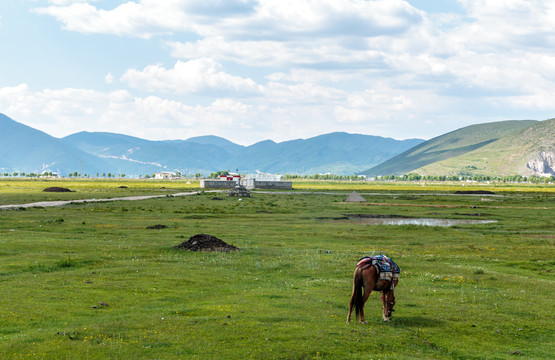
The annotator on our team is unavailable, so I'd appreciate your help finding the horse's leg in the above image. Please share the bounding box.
[359,286,372,324]
[381,289,391,321]
[387,279,398,319]
[359,267,375,324]
[346,299,353,324]
[378,278,396,322]
[346,268,360,324]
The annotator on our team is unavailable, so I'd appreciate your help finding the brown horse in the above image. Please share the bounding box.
[346,265,398,323]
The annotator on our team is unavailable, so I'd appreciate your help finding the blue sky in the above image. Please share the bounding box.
[1,0,554,145]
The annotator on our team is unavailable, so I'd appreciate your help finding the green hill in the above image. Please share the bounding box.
[416,118,555,176]
[361,120,540,177]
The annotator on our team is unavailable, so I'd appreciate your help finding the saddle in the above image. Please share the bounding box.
[357,255,400,283]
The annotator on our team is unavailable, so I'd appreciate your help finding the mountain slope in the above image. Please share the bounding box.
[230,132,424,174]
[62,130,424,175]
[0,114,113,175]
[361,120,539,176]
[182,135,245,156]
[415,118,555,176]
[62,132,235,174]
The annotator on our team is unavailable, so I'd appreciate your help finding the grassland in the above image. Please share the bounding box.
[1,179,553,359]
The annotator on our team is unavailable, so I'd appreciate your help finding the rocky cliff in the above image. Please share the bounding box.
[526,151,555,176]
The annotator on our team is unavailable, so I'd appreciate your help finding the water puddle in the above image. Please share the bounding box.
[337,215,497,227]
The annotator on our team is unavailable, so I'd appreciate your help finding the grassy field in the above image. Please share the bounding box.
[1,179,553,359]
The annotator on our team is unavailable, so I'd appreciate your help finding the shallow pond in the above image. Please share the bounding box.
[342,216,497,227]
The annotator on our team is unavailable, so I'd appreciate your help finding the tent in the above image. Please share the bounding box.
[345,191,366,202]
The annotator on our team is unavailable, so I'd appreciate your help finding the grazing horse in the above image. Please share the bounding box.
[347,256,399,323]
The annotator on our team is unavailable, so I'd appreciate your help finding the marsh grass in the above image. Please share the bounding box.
[0,179,553,359]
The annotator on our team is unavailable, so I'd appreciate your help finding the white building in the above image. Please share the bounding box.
[154,172,179,179]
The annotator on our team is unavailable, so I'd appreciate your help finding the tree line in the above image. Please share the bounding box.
[283,174,366,181]
[3,171,554,183]
[282,173,554,183]
[377,173,555,183]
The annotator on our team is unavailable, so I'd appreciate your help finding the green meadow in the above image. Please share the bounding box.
[0,179,553,359]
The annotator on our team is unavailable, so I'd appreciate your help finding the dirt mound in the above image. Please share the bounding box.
[455,190,496,195]
[146,224,167,229]
[174,234,239,252]
[43,187,72,192]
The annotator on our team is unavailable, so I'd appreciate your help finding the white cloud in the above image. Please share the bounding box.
[33,2,174,38]
[48,0,96,5]
[120,58,260,95]
[104,73,114,84]
[262,81,346,105]
[15,0,555,145]
[0,83,418,144]
[34,0,423,39]
[0,84,293,143]
[33,0,254,38]
[167,36,387,69]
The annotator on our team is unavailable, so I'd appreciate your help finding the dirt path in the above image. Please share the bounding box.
[0,191,208,210]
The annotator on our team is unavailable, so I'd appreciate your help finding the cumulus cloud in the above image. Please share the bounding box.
[47,0,94,5]
[0,84,254,141]
[18,0,555,144]
[33,0,256,38]
[120,58,260,95]
[166,36,387,68]
[34,0,422,38]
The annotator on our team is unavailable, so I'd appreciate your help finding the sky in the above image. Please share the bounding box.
[1,0,554,145]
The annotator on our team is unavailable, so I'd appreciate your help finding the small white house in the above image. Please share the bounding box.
[154,172,178,179]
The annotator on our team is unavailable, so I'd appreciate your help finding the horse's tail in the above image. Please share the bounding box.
[353,267,365,321]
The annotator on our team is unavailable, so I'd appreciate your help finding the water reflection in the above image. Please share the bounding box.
[347,217,497,227]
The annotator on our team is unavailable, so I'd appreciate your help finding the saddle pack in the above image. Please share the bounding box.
[356,254,400,282]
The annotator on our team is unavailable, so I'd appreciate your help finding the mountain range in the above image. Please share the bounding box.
[0,113,423,176]
[2,113,553,177]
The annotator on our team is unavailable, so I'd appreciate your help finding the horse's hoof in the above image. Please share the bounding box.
[361,321,368,325]
[383,318,390,322]
[346,321,350,324]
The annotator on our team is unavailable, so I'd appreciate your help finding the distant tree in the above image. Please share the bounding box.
[209,170,229,179]
[406,173,422,181]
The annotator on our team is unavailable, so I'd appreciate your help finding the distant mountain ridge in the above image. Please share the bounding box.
[0,113,113,175]
[0,113,423,176]
[361,119,555,177]
[5,112,551,178]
